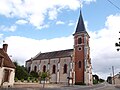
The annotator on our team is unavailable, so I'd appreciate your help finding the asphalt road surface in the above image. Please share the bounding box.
[0,82,120,90]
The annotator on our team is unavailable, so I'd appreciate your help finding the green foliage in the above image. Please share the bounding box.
[35,78,39,82]
[31,78,35,82]
[30,71,39,78]
[93,74,99,84]
[93,79,98,84]
[93,74,99,81]
[14,77,18,82]
[99,78,105,83]
[27,77,30,82]
[21,78,24,82]
[39,72,50,80]
[39,72,48,80]
[14,61,29,80]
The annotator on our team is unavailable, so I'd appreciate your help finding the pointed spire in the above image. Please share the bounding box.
[74,10,86,35]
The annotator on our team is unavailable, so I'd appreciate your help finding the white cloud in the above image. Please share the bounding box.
[56,21,65,25]
[37,24,49,29]
[16,19,28,25]
[68,20,75,26]
[0,0,95,29]
[2,14,120,79]
[4,35,73,65]
[0,34,3,38]
[0,25,17,32]
[68,22,74,26]
[48,8,58,20]
[89,14,120,79]
[83,0,96,4]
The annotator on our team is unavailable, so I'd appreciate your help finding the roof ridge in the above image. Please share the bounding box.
[40,49,73,54]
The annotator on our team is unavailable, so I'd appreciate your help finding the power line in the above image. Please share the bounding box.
[107,0,120,11]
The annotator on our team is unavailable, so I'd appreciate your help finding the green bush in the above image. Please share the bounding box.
[35,78,39,82]
[99,78,105,83]
[32,78,35,82]
[14,62,29,80]
[93,79,98,84]
[30,71,39,78]
[15,77,18,82]
[21,78,24,82]
[27,77,31,82]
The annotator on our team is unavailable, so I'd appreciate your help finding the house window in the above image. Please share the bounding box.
[34,66,37,72]
[63,64,67,74]
[78,61,81,68]
[78,37,82,44]
[4,69,10,82]
[52,65,56,74]
[43,65,46,72]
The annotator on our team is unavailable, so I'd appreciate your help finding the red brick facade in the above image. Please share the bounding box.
[74,33,85,84]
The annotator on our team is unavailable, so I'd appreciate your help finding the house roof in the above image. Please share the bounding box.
[32,49,73,60]
[0,49,16,68]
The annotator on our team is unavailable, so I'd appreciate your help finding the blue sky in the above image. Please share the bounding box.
[0,0,120,79]
[1,0,119,40]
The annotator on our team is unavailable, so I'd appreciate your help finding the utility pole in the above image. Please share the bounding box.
[112,66,115,84]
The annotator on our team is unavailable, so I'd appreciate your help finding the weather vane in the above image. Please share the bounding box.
[79,0,82,9]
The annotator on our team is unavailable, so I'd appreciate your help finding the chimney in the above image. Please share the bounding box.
[3,44,8,52]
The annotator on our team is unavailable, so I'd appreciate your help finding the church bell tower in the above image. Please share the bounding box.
[73,10,92,85]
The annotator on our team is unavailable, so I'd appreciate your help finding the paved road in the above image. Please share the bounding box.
[0,82,120,90]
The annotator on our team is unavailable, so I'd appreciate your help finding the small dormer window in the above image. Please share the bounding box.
[78,37,82,44]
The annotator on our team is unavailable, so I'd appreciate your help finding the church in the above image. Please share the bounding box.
[26,10,93,85]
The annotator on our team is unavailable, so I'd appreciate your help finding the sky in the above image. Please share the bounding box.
[0,0,120,79]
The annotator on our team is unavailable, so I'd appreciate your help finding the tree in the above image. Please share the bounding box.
[107,76,112,84]
[99,78,105,83]
[30,71,39,78]
[14,61,29,80]
[93,74,99,84]
[39,71,51,88]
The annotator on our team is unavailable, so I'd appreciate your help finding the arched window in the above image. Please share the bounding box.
[78,37,82,44]
[28,67,31,73]
[52,65,56,74]
[78,61,81,68]
[34,66,37,72]
[43,65,46,72]
[63,64,67,73]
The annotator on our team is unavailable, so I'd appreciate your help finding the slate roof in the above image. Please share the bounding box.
[32,49,73,60]
[74,10,87,34]
[0,48,16,68]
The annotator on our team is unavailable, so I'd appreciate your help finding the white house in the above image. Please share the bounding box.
[0,44,16,87]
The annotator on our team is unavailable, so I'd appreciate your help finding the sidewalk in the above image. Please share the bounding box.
[14,82,64,88]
